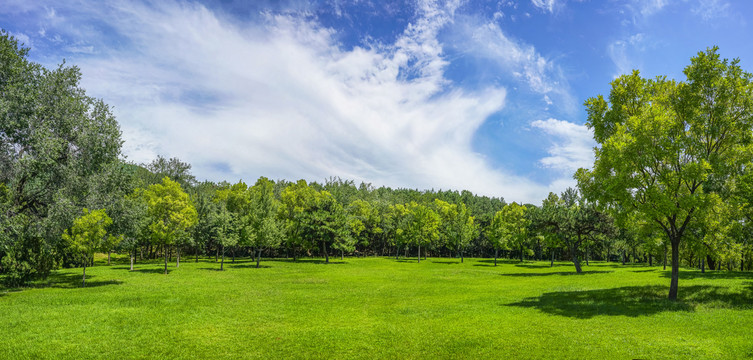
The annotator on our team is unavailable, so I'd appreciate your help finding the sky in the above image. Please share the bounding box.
[2,0,753,204]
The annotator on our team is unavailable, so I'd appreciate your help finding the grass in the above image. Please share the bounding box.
[1,256,753,359]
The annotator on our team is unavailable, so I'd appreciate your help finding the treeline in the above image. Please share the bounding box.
[3,31,753,290]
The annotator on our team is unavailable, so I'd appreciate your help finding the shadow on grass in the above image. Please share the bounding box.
[31,272,123,289]
[230,264,272,269]
[264,258,347,265]
[500,270,612,277]
[659,270,753,280]
[431,260,463,265]
[507,284,753,319]
[514,263,573,269]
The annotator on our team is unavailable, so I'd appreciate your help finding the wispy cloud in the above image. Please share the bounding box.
[530,118,595,175]
[691,0,730,21]
[531,0,559,13]
[1,0,582,203]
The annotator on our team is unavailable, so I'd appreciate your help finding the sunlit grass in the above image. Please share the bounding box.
[1,256,752,359]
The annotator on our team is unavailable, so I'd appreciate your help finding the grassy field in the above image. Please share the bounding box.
[1,256,752,359]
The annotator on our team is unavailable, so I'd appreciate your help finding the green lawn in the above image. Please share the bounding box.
[1,256,752,359]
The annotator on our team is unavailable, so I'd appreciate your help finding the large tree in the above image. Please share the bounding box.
[576,47,753,299]
[0,31,123,285]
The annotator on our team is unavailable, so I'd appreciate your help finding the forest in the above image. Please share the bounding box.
[2,27,753,306]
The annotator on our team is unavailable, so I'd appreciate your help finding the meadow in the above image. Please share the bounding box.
[1,256,752,359]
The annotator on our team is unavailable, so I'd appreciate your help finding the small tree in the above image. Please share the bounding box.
[62,209,112,287]
[142,177,198,274]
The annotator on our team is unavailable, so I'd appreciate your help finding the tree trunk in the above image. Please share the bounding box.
[215,246,219,262]
[663,247,667,270]
[256,248,261,268]
[461,249,464,263]
[622,250,626,265]
[520,244,524,262]
[221,246,225,271]
[668,239,680,300]
[707,255,716,270]
[176,247,180,268]
[494,248,498,266]
[649,253,653,267]
[232,247,235,263]
[396,246,400,260]
[323,241,329,263]
[107,250,111,266]
[341,249,344,260]
[571,246,582,273]
[82,262,87,287]
[417,243,421,263]
[585,246,589,266]
[195,246,199,263]
[130,249,135,271]
[164,246,168,275]
[701,257,705,273]
[550,249,554,267]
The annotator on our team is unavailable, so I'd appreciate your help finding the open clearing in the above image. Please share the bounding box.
[1,257,752,359]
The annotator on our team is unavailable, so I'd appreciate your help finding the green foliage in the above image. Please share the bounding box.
[577,47,753,298]
[62,209,112,263]
[0,30,124,284]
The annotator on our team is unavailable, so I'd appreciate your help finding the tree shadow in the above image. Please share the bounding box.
[230,264,272,269]
[199,267,225,271]
[126,267,172,274]
[500,270,613,277]
[264,258,346,265]
[514,263,573,269]
[659,271,753,280]
[507,284,753,319]
[431,260,462,265]
[476,259,521,265]
[29,272,123,289]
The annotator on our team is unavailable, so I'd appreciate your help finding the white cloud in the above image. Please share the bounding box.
[531,0,558,13]
[4,0,581,204]
[691,0,730,21]
[530,118,595,174]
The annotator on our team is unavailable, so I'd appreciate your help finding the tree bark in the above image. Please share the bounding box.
[494,248,498,266]
[221,245,225,271]
[215,246,219,262]
[341,249,344,260]
[256,248,261,268]
[663,247,667,270]
[130,249,135,271]
[176,247,180,268]
[701,257,705,273]
[417,243,421,263]
[82,262,86,287]
[585,246,589,266]
[323,241,329,263]
[550,249,554,267]
[668,239,680,300]
[461,249,464,263]
[107,250,111,266]
[570,246,582,273]
[520,244,524,262]
[232,247,235,263]
[649,253,653,267]
[164,246,168,275]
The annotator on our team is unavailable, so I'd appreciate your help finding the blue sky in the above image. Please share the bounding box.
[2,0,752,203]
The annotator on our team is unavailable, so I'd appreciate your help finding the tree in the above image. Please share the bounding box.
[435,200,477,262]
[532,190,614,273]
[142,177,198,274]
[61,209,112,286]
[398,202,440,263]
[245,177,284,268]
[497,202,529,262]
[0,31,123,284]
[577,47,753,299]
[486,211,508,266]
